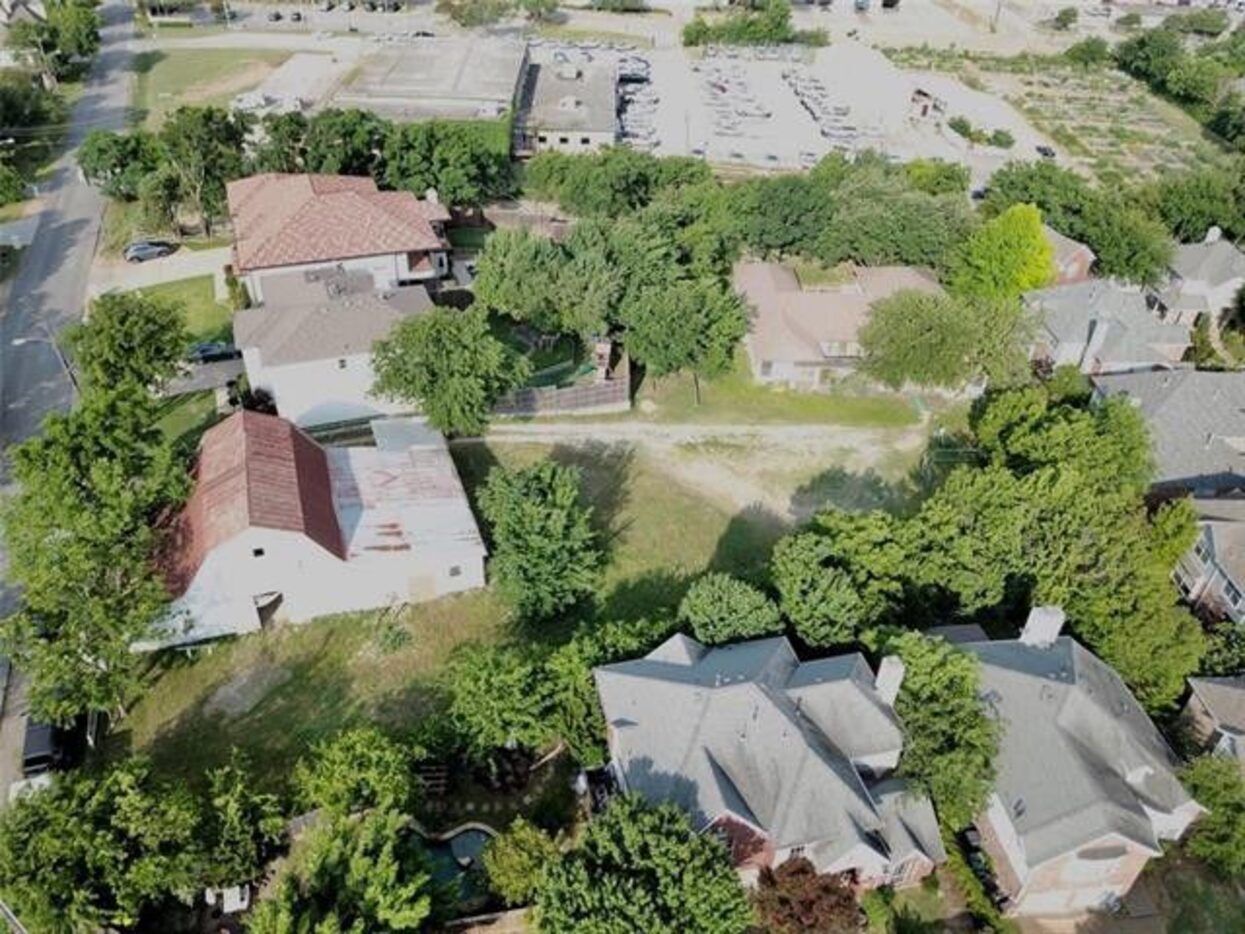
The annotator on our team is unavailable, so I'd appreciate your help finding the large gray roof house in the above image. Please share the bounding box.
[594,634,946,887]
[1026,280,1189,376]
[946,609,1202,918]
[1092,369,1245,494]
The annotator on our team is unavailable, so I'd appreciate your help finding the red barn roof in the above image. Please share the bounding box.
[226,173,450,272]
[160,411,345,595]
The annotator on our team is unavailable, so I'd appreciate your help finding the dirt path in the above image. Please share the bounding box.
[482,419,930,521]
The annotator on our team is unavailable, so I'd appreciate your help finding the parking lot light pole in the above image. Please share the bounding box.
[11,331,79,398]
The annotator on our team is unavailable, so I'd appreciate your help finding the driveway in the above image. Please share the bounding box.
[90,245,232,297]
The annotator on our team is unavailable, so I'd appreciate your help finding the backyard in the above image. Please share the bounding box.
[111,439,791,793]
[128,273,232,343]
[883,48,1230,185]
[131,47,292,127]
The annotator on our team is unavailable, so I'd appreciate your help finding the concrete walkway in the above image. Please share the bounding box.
[89,245,231,297]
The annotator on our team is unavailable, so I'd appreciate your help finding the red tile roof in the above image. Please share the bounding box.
[226,173,451,272]
[160,411,345,595]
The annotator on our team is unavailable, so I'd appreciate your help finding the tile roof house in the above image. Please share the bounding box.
[225,173,451,303]
[1154,234,1245,327]
[233,268,434,428]
[1173,496,1245,624]
[733,261,943,388]
[594,634,946,888]
[142,412,485,651]
[950,608,1203,918]
[1026,280,1190,375]
[1181,676,1245,772]
[1091,370,1245,494]
[1042,225,1095,285]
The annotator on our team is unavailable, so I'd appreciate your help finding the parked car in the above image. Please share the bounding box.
[122,240,176,263]
[187,341,241,364]
[21,721,64,778]
[266,9,282,19]
[290,9,303,20]
[1036,144,1056,160]
[318,0,334,9]
[413,28,434,36]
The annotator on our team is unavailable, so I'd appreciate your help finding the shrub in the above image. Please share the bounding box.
[988,128,1015,148]
[0,163,26,205]
[483,817,560,906]
[677,573,783,645]
[1053,6,1077,30]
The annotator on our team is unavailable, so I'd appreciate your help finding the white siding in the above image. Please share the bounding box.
[245,349,410,428]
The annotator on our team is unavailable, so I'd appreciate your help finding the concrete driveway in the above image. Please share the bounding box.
[90,245,232,297]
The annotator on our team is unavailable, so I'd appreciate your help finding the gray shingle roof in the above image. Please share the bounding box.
[959,635,1196,868]
[1026,280,1189,369]
[233,268,434,367]
[1192,496,1245,591]
[1171,240,1245,285]
[594,635,945,870]
[1188,675,1245,737]
[1092,370,1245,491]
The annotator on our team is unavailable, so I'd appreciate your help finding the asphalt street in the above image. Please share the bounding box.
[0,0,134,797]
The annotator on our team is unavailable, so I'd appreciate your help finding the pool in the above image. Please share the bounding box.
[423,824,496,904]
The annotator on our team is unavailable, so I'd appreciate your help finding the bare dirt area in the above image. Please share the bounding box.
[485,420,930,522]
[203,663,292,718]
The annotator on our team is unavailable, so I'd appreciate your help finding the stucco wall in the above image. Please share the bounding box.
[245,349,411,428]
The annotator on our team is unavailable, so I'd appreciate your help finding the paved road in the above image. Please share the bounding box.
[0,0,135,802]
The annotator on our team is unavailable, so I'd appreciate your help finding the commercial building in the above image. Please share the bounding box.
[514,62,617,155]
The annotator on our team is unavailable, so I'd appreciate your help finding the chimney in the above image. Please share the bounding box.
[875,655,905,707]
[1204,225,1223,244]
[1020,606,1065,649]
[424,187,439,204]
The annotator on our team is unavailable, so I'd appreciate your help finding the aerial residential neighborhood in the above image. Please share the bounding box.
[1,0,1245,931]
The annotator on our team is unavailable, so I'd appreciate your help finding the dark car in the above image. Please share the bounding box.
[413,28,434,36]
[290,9,303,20]
[187,341,241,364]
[122,240,176,263]
[384,1,402,10]
[1036,144,1056,160]
[21,720,64,778]
[266,9,282,20]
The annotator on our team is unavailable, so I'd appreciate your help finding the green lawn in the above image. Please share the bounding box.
[114,440,786,792]
[129,275,232,343]
[633,354,921,427]
[132,48,292,127]
[446,226,491,250]
[156,391,219,449]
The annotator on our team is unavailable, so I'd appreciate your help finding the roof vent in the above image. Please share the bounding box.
[1020,605,1065,649]
[557,64,581,81]
[558,94,582,112]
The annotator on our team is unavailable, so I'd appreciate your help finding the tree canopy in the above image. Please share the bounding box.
[478,460,602,620]
[69,290,188,390]
[292,726,423,816]
[0,758,202,931]
[445,642,554,759]
[204,751,286,888]
[483,817,560,907]
[372,307,531,436]
[947,203,1053,300]
[752,859,860,934]
[534,794,754,934]
[677,573,783,645]
[1180,755,1245,880]
[248,809,442,933]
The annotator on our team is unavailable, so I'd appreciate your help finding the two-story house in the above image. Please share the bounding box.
[1154,233,1245,327]
[942,609,1203,918]
[1173,497,1245,624]
[225,173,450,303]
[594,634,946,888]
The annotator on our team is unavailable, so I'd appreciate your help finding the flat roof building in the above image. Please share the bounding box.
[329,38,528,122]
[515,62,617,156]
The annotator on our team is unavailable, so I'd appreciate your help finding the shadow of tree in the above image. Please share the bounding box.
[707,503,787,586]
[596,568,695,623]
[788,466,914,520]
[549,441,635,565]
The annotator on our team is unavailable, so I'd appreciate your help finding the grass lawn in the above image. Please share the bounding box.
[114,439,786,792]
[132,48,292,127]
[632,354,921,428]
[129,275,232,343]
[156,391,219,449]
[787,256,855,289]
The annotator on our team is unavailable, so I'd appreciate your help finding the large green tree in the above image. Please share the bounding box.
[1180,755,1245,879]
[382,118,512,207]
[77,129,163,201]
[483,817,560,907]
[445,642,553,759]
[860,291,1032,389]
[159,106,251,235]
[204,750,286,888]
[472,228,569,335]
[948,203,1053,300]
[372,307,531,436]
[8,0,100,83]
[302,107,390,178]
[534,794,754,934]
[293,727,423,817]
[0,758,202,931]
[0,387,188,722]
[478,460,601,619]
[677,573,783,645]
[248,809,442,933]
[69,290,188,390]
[872,630,998,830]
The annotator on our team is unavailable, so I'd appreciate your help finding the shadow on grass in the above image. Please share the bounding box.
[707,503,786,586]
[596,567,695,623]
[549,441,634,566]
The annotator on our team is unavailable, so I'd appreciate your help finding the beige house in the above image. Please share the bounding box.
[1181,676,1245,771]
[733,261,943,387]
[943,609,1203,918]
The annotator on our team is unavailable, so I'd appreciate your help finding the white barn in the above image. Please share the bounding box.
[142,412,485,651]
